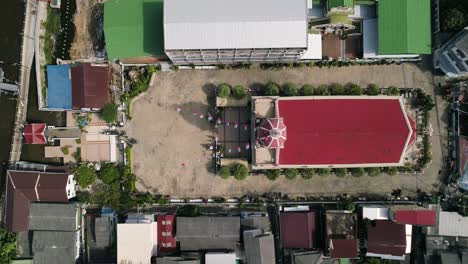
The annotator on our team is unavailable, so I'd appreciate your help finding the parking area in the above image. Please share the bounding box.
[126,63,447,197]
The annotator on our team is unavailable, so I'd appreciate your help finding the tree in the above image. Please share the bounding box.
[334,168,347,177]
[413,90,435,112]
[231,163,249,180]
[98,163,120,184]
[284,169,298,180]
[317,168,331,176]
[265,170,280,181]
[177,205,202,217]
[219,165,231,179]
[386,167,399,176]
[300,84,314,96]
[300,168,315,179]
[281,83,299,96]
[346,83,363,95]
[136,192,154,205]
[350,167,365,177]
[0,227,16,264]
[330,83,345,95]
[263,82,280,96]
[387,86,400,96]
[101,102,118,124]
[89,182,121,209]
[442,9,466,31]
[366,84,380,95]
[74,164,97,188]
[365,167,381,177]
[218,83,231,98]
[232,85,247,99]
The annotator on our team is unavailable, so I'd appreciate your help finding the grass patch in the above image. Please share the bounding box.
[43,7,61,64]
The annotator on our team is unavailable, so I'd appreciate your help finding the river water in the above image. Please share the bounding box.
[0,0,24,172]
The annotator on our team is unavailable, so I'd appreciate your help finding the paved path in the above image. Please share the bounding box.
[8,0,37,166]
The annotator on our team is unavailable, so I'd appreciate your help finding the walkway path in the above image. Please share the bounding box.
[8,0,37,166]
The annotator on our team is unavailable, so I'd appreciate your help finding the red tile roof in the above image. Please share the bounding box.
[394,210,436,226]
[157,215,177,252]
[330,239,359,259]
[280,212,320,249]
[5,170,70,232]
[23,123,46,144]
[71,63,110,110]
[278,98,413,165]
[367,220,406,257]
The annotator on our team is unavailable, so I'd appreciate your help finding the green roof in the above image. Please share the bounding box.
[329,12,352,25]
[328,0,354,9]
[377,0,431,55]
[104,0,165,60]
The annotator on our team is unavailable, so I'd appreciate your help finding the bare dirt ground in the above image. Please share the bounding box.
[70,0,102,60]
[126,63,448,197]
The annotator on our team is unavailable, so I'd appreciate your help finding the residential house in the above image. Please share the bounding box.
[243,229,276,264]
[87,208,117,263]
[157,214,177,253]
[434,27,468,77]
[176,217,240,251]
[366,220,411,260]
[290,251,338,264]
[28,203,81,264]
[45,63,110,111]
[325,211,358,259]
[4,170,76,232]
[117,216,158,264]
[280,211,321,249]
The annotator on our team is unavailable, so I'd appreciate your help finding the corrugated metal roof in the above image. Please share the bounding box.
[71,63,110,110]
[164,0,308,50]
[394,210,436,226]
[438,212,468,237]
[377,0,431,55]
[28,203,78,231]
[367,220,406,257]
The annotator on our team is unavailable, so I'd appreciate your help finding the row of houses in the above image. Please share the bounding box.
[4,169,80,264]
[103,0,432,65]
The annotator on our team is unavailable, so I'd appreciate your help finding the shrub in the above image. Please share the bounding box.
[231,85,247,99]
[170,65,179,71]
[300,168,315,179]
[284,169,299,180]
[231,163,249,180]
[61,145,70,155]
[346,83,363,95]
[300,84,314,96]
[219,166,231,179]
[317,168,331,177]
[350,168,365,177]
[315,85,328,95]
[74,165,97,188]
[330,83,345,95]
[386,167,399,176]
[177,205,202,217]
[265,170,280,181]
[334,168,348,177]
[366,84,380,95]
[0,227,17,264]
[442,8,466,31]
[98,163,120,184]
[387,86,400,96]
[281,83,299,96]
[101,102,118,124]
[263,82,280,96]
[365,167,381,177]
[218,83,231,98]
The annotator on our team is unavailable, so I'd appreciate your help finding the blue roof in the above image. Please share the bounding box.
[46,65,72,110]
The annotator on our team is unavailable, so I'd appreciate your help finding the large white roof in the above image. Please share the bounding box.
[438,212,468,237]
[117,223,158,264]
[362,206,389,220]
[164,0,308,50]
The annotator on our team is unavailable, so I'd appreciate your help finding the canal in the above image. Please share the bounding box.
[0,0,24,178]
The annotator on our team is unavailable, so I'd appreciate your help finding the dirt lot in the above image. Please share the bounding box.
[126,63,447,197]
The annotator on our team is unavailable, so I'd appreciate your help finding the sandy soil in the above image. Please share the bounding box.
[127,63,447,197]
